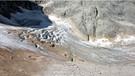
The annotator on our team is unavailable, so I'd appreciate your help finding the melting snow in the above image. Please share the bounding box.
[88,38,113,47]
[0,24,36,51]
[114,35,135,45]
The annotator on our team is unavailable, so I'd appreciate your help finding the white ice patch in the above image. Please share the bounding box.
[82,35,135,48]
[82,38,113,48]
[48,15,72,29]
[114,35,135,45]
[48,15,72,43]
[89,38,113,47]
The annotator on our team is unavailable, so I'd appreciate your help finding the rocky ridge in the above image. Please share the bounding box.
[43,1,135,41]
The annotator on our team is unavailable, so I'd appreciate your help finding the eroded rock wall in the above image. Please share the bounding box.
[43,1,135,40]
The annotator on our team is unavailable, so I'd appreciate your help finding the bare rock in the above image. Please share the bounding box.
[43,1,135,40]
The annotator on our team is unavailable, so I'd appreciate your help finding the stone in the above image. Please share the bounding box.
[43,1,135,40]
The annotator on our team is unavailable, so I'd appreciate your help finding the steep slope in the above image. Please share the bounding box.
[0,1,135,76]
[42,1,135,65]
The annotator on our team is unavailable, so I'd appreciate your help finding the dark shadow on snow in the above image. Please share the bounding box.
[0,1,52,28]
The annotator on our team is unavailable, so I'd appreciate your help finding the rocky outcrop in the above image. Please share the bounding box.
[43,1,135,40]
[0,1,124,39]
[0,1,42,19]
[0,1,52,27]
[1,1,135,40]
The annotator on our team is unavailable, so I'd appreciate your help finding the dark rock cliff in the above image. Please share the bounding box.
[0,1,52,28]
[0,1,42,19]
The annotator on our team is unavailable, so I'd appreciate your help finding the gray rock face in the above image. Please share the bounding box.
[43,1,135,40]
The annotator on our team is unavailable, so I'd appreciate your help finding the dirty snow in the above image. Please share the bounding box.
[0,24,37,51]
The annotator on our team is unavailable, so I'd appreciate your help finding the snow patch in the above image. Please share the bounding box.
[0,26,36,51]
[81,38,113,48]
[114,35,135,45]
[82,35,135,49]
[88,38,113,47]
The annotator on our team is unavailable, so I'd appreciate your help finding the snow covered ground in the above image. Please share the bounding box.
[0,24,36,51]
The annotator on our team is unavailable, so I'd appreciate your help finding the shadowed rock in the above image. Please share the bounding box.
[0,1,52,28]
